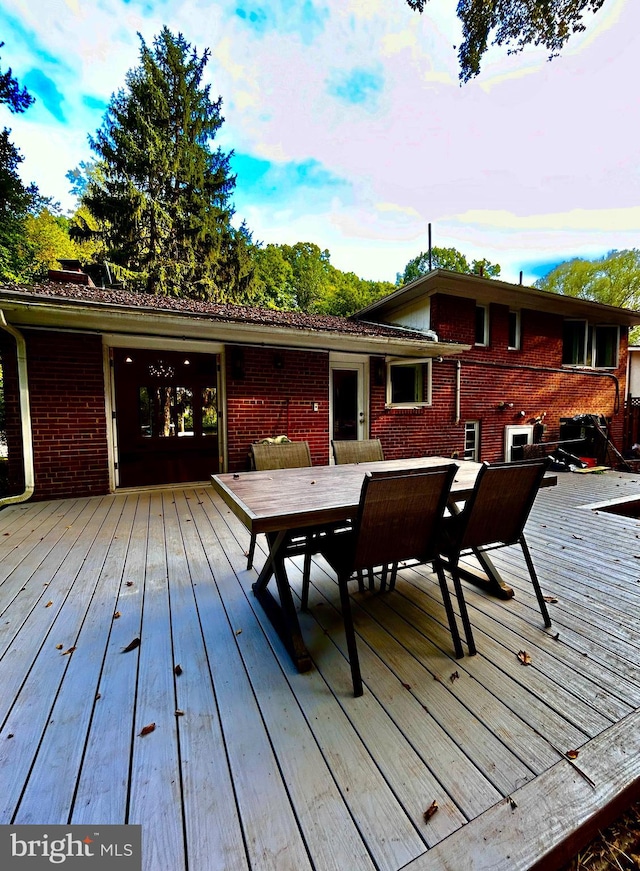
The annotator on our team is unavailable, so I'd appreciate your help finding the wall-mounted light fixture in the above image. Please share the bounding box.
[496,401,514,410]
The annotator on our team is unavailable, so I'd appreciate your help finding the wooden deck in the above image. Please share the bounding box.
[1,470,640,870]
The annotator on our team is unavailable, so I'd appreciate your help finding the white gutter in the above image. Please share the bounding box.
[0,311,34,505]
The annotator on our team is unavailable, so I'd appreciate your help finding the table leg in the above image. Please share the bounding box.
[454,551,514,600]
[252,531,312,672]
[446,500,514,600]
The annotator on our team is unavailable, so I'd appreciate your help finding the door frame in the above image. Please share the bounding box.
[504,424,534,462]
[329,353,370,459]
[103,334,224,488]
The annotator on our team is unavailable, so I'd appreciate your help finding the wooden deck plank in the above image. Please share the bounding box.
[14,495,132,823]
[183,490,315,871]
[0,496,123,823]
[165,491,250,871]
[127,492,186,871]
[0,498,101,649]
[72,493,151,824]
[404,709,640,871]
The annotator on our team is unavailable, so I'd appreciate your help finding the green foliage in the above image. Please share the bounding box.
[0,128,38,282]
[24,209,81,276]
[397,246,501,285]
[82,27,254,301]
[404,0,606,82]
[279,242,331,311]
[249,241,394,315]
[536,250,640,343]
[535,250,640,310]
[0,41,34,113]
[252,244,296,309]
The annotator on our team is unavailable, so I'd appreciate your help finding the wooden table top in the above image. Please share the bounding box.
[211,457,556,535]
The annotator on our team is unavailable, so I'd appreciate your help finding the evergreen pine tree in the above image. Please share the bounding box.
[82,27,254,300]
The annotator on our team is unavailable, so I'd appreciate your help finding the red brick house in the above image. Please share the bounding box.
[1,270,639,503]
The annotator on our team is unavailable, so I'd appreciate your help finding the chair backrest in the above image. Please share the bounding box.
[351,464,457,571]
[250,440,312,471]
[457,458,551,550]
[332,438,384,465]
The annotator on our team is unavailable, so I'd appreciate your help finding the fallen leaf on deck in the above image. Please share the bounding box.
[517,650,532,665]
[121,637,141,653]
[55,644,63,650]
[175,710,184,716]
[45,601,53,608]
[235,629,242,636]
[139,723,155,737]
[449,671,459,683]
[126,581,133,587]
[401,682,411,690]
[572,534,583,540]
[423,801,438,821]
[174,664,183,676]
[310,480,316,485]
[113,611,121,619]
[566,749,579,759]
[61,646,76,656]
[543,596,558,603]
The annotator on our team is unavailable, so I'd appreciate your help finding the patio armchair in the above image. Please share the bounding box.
[246,440,313,571]
[331,438,384,465]
[440,458,553,656]
[312,464,462,697]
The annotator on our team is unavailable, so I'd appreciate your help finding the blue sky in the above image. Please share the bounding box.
[1,0,639,286]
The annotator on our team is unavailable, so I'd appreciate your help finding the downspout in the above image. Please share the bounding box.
[0,311,34,505]
[455,360,461,425]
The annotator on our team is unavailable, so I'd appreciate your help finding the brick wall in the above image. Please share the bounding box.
[370,297,628,462]
[24,330,110,499]
[225,346,330,470]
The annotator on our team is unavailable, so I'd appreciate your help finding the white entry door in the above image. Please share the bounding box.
[329,356,368,450]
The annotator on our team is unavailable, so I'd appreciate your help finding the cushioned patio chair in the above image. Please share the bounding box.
[441,458,553,656]
[312,464,461,696]
[331,438,384,465]
[246,440,313,570]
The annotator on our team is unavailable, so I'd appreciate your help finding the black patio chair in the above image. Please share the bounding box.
[312,464,461,697]
[441,458,553,656]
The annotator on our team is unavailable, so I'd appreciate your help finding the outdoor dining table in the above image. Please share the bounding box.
[211,457,557,673]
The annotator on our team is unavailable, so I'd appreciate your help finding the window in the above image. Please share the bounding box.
[508,310,520,350]
[475,305,489,346]
[593,325,618,368]
[464,421,480,461]
[563,320,619,368]
[386,358,432,407]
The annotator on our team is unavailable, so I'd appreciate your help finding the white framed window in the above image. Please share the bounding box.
[464,421,480,461]
[475,304,489,346]
[563,320,619,368]
[508,310,521,350]
[386,358,432,407]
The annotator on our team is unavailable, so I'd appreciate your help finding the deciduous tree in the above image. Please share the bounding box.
[405,0,607,81]
[398,246,501,285]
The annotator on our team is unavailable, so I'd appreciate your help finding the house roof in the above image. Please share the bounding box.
[0,282,469,358]
[355,269,640,327]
